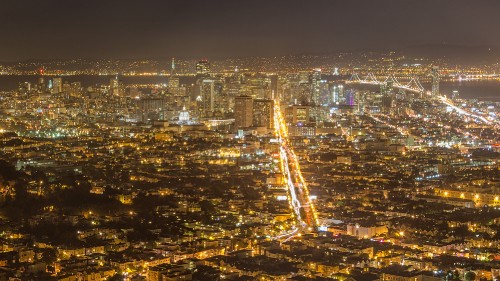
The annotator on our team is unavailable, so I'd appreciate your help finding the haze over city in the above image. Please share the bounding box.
[0,1,499,281]
[1,0,500,60]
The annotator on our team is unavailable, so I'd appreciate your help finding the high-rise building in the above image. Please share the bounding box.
[285,105,310,124]
[234,95,253,130]
[345,89,355,106]
[110,76,124,96]
[311,69,321,105]
[200,79,215,117]
[241,76,272,99]
[332,84,344,104]
[431,66,440,98]
[269,75,279,99]
[381,79,394,96]
[318,79,329,106]
[253,99,274,129]
[62,81,71,94]
[37,77,46,92]
[139,97,166,122]
[171,57,176,76]
[52,78,62,94]
[70,82,82,97]
[168,77,180,95]
[110,77,119,90]
[381,94,394,110]
[196,60,211,76]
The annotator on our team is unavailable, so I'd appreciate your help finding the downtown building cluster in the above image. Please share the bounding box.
[0,58,498,281]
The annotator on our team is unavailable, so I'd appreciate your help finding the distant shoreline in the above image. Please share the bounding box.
[0,75,499,101]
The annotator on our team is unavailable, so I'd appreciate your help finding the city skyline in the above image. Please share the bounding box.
[0,1,499,281]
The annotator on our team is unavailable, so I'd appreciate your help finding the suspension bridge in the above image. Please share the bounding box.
[345,73,426,94]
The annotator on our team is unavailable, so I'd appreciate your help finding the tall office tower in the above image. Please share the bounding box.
[212,81,226,114]
[62,81,71,94]
[196,60,211,76]
[169,77,180,88]
[285,105,310,124]
[319,80,329,105]
[225,69,240,110]
[298,82,311,104]
[381,94,394,111]
[253,99,274,129]
[431,66,440,98]
[332,84,342,104]
[226,82,240,99]
[232,66,241,83]
[345,90,355,106]
[311,69,321,105]
[200,79,215,117]
[357,91,367,114]
[263,76,273,99]
[380,76,394,97]
[234,95,253,130]
[168,77,180,95]
[70,82,82,97]
[269,75,279,99]
[298,71,309,84]
[110,76,124,96]
[110,77,119,90]
[138,97,166,122]
[171,58,176,76]
[38,78,45,92]
[52,78,62,93]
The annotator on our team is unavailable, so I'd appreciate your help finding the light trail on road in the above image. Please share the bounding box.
[273,100,318,236]
[438,95,494,125]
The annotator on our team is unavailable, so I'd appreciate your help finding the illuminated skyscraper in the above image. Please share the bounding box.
[311,69,321,105]
[110,76,124,96]
[200,79,215,117]
[381,79,394,96]
[139,97,166,122]
[318,80,329,105]
[269,75,278,99]
[332,84,343,104]
[285,105,310,124]
[38,77,45,92]
[253,99,274,129]
[169,77,180,89]
[196,60,211,76]
[171,57,176,76]
[69,82,82,97]
[431,66,440,98]
[345,89,355,106]
[52,77,62,93]
[234,95,253,130]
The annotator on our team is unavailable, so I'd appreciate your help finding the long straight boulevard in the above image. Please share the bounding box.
[273,100,319,237]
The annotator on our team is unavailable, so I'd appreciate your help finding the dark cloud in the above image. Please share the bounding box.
[0,0,499,60]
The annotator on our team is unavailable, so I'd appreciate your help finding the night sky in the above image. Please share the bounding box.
[1,0,499,61]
